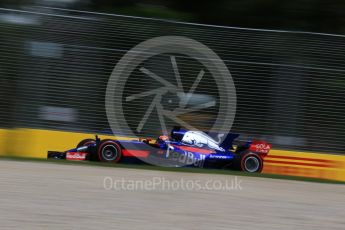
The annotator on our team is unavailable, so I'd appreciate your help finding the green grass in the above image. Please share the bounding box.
[1,156,344,185]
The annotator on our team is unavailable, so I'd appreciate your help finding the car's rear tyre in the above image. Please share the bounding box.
[97,140,122,163]
[76,139,95,148]
[234,152,263,173]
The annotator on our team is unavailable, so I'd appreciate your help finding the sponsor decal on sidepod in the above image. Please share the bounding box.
[169,150,206,167]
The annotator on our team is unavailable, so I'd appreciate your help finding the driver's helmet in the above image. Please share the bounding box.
[156,135,169,145]
[158,135,169,141]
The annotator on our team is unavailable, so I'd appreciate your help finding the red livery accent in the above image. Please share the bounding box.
[66,152,87,161]
[122,149,150,157]
[172,145,215,154]
[249,140,272,155]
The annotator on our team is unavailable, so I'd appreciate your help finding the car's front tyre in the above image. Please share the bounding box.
[97,140,122,163]
[76,138,95,148]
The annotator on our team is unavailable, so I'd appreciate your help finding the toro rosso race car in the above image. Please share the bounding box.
[47,127,271,173]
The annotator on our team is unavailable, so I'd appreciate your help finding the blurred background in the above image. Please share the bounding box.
[0,0,344,154]
[3,0,345,34]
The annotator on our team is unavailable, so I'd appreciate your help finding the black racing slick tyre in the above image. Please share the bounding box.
[234,152,263,173]
[97,140,122,163]
[76,139,95,148]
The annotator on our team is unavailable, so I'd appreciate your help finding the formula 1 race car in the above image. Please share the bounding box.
[47,127,271,173]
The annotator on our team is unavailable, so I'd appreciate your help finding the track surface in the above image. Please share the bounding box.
[0,160,344,230]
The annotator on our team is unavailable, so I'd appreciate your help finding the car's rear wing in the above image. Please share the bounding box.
[248,140,272,156]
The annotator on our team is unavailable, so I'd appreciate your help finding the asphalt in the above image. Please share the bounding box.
[0,160,344,230]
